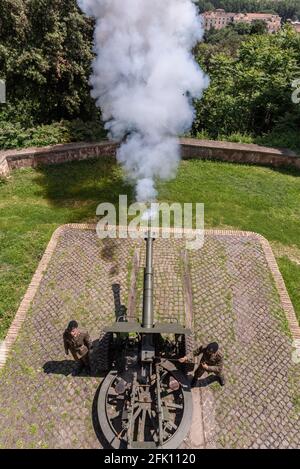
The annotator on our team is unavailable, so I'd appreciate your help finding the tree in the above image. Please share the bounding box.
[196,1,215,13]
[250,20,268,35]
[0,0,96,126]
[193,26,300,138]
[232,22,252,35]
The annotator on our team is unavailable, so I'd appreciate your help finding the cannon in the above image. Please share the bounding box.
[97,231,194,449]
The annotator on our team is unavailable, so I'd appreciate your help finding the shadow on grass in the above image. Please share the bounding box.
[271,165,300,179]
[33,156,135,222]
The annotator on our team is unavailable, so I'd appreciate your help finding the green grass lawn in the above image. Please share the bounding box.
[1,157,300,339]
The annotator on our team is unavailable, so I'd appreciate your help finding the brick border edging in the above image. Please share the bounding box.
[1,224,299,370]
[0,225,65,368]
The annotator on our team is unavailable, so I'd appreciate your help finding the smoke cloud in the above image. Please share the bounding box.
[78,0,209,202]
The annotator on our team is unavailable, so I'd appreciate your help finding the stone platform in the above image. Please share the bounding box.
[0,225,299,449]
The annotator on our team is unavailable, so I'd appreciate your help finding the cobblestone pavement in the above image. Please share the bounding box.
[0,227,299,448]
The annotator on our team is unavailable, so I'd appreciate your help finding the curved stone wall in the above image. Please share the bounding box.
[1,138,300,178]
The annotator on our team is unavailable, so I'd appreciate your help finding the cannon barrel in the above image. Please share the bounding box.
[142,233,154,329]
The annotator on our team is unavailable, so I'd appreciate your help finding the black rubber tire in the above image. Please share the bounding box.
[98,332,113,371]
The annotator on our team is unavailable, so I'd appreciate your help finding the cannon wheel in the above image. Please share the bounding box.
[97,361,193,449]
[98,332,113,371]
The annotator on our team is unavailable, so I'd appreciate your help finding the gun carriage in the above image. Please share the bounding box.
[97,232,194,449]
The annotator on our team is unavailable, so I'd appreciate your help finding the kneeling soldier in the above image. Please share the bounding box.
[63,320,92,372]
[179,341,225,387]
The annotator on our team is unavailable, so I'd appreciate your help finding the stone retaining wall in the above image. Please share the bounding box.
[181,138,300,168]
[0,141,118,177]
[1,138,300,177]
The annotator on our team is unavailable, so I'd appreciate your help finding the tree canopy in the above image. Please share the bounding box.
[194,26,300,141]
[0,0,96,126]
[0,1,299,151]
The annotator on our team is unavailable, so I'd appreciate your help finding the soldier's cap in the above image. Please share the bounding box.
[67,320,78,331]
[207,342,219,354]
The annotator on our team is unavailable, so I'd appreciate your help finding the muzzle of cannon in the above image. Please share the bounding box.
[97,231,194,449]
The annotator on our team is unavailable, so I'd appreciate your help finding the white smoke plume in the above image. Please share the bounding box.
[78,0,209,202]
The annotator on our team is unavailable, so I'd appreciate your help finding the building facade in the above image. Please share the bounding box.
[203,9,235,31]
[233,13,281,33]
[203,9,281,33]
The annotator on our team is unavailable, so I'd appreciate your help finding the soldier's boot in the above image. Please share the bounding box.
[191,366,205,387]
[190,377,197,387]
[217,374,225,386]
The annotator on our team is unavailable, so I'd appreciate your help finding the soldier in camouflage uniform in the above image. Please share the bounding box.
[179,341,225,387]
[63,320,92,372]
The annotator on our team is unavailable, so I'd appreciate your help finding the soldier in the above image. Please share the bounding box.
[63,320,92,373]
[179,341,225,387]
